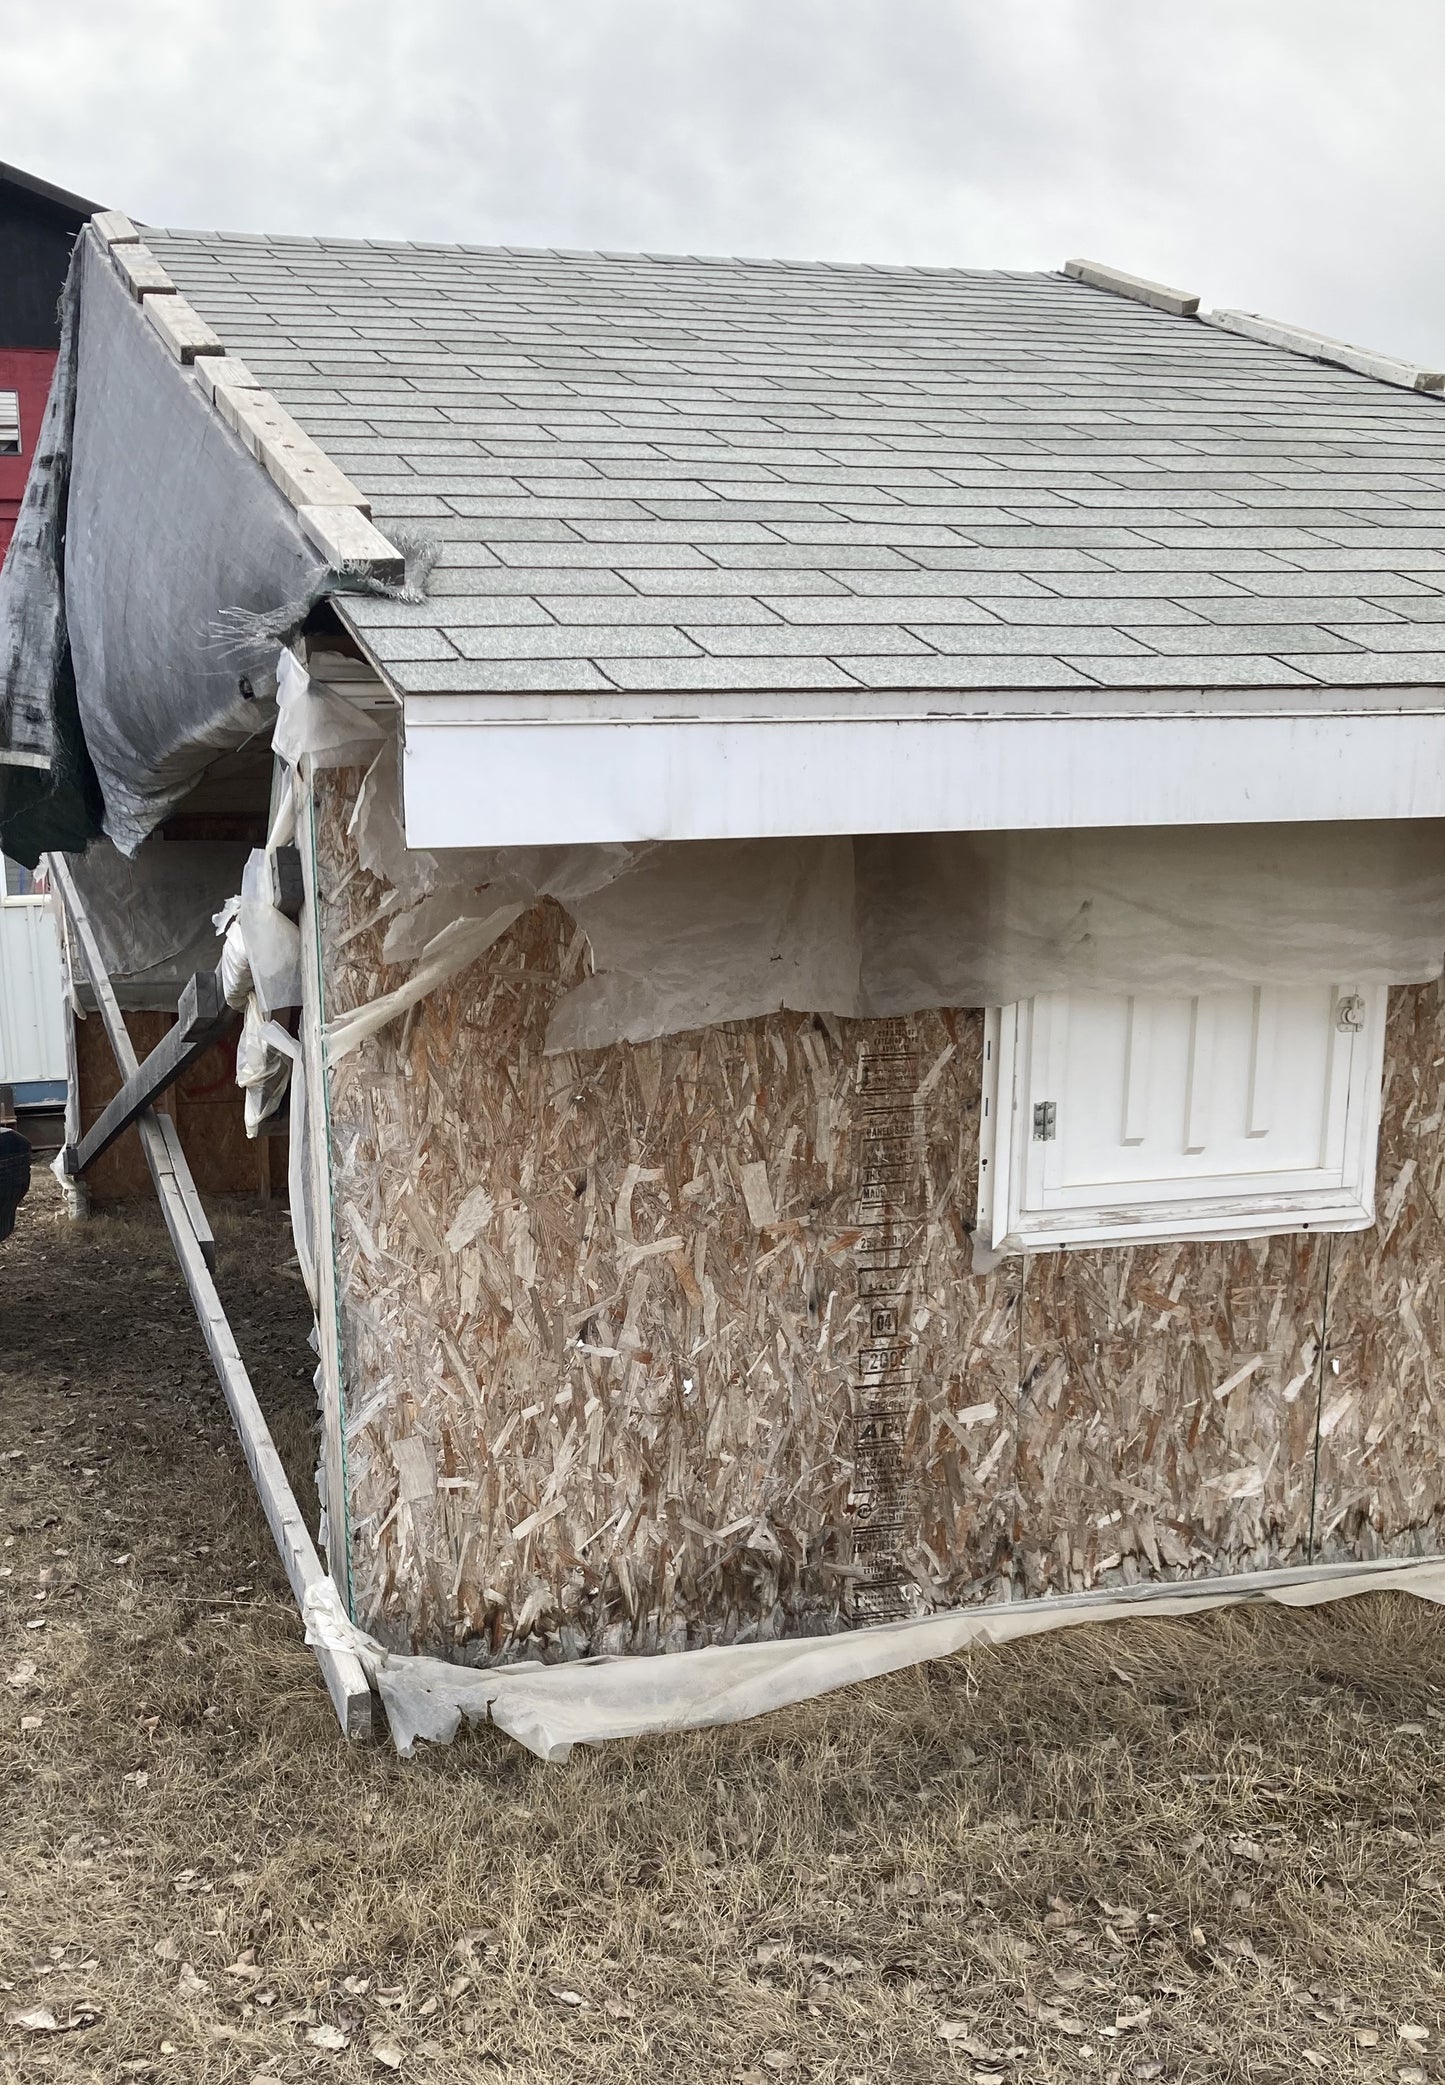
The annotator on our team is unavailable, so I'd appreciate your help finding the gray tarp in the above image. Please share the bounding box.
[65,232,327,856]
[64,834,248,1006]
[0,225,387,867]
[0,250,102,864]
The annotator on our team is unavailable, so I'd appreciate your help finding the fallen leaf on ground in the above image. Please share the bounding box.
[4,1661,36,1688]
[6,2003,97,2034]
[307,2023,350,2051]
[550,1988,588,2008]
[1399,2022,1430,2044]
[371,2042,404,2071]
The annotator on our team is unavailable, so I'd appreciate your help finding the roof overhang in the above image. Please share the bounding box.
[0,159,102,224]
[394,682,1445,848]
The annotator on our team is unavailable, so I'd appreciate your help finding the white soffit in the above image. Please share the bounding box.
[398,688,1445,848]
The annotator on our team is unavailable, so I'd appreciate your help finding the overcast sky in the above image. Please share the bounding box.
[7,0,1444,363]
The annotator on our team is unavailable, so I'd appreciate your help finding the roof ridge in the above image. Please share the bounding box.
[144,226,1048,281]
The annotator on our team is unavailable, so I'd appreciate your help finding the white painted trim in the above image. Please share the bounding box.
[400,680,1445,727]
[401,705,1445,848]
[978,986,1387,1256]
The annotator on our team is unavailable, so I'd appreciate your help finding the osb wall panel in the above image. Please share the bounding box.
[315,771,1017,1657]
[1312,981,1445,1563]
[75,1009,278,1205]
[1015,1237,1326,1596]
[314,768,1445,1657]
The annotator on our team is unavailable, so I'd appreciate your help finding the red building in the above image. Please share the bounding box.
[1,161,99,562]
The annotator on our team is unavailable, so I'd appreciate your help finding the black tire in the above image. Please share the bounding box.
[0,1127,32,1243]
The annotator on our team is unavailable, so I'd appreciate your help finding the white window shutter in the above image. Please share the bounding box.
[980,982,1387,1252]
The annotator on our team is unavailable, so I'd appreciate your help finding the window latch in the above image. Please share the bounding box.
[1032,1100,1058,1142]
[1335,994,1366,1033]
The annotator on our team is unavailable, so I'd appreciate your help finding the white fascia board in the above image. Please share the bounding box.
[399,693,1445,848]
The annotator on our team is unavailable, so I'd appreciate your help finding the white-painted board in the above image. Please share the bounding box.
[0,864,67,1095]
[402,706,1445,849]
[979,981,1387,1253]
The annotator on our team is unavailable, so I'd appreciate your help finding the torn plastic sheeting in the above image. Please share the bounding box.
[326,726,1445,1056]
[256,1020,316,1308]
[325,908,524,1063]
[304,1556,1445,1763]
[214,849,302,1018]
[274,646,389,774]
[235,997,293,1136]
[62,833,248,1007]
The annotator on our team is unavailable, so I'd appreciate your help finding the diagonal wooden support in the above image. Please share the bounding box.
[65,967,238,1187]
[47,851,373,1740]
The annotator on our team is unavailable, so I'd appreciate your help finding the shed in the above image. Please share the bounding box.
[6,221,1445,1753]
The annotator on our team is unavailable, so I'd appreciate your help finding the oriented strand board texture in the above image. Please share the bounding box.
[314,770,1445,1660]
[1313,981,1445,1563]
[1015,1236,1327,1595]
[75,1009,274,1205]
[316,773,1014,1656]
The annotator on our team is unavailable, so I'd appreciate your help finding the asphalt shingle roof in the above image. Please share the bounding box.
[145,231,1445,700]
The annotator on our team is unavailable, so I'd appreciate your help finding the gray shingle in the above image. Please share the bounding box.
[602,657,863,691]
[388,657,618,692]
[837,656,1097,690]
[683,623,935,657]
[143,227,1445,704]
[448,625,703,661]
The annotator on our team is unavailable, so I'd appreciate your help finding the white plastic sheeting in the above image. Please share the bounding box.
[315,699,1445,1057]
[213,849,302,1019]
[304,1556,1445,1763]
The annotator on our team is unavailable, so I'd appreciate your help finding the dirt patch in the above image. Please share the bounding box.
[3,1173,1445,2083]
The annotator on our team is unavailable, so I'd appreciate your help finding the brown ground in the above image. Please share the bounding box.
[2,1171,1445,2085]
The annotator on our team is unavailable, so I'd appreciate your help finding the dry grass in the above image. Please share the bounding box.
[3,1176,1445,2084]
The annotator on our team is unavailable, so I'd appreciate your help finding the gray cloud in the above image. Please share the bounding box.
[6,0,1443,361]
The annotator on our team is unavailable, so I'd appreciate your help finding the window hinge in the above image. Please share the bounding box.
[1032,1100,1057,1142]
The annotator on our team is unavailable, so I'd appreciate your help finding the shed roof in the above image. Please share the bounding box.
[146,231,1445,701]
